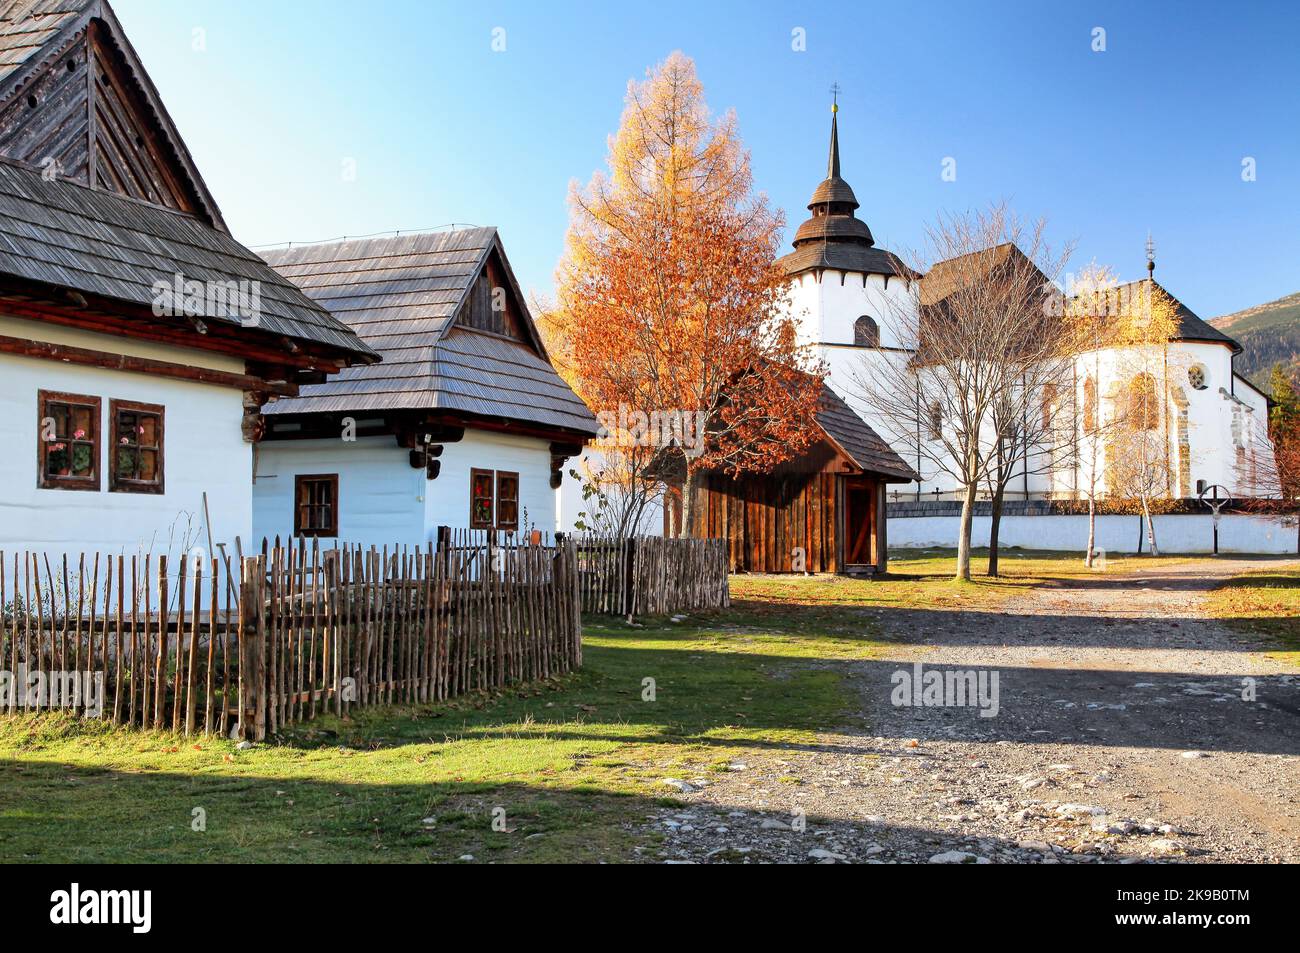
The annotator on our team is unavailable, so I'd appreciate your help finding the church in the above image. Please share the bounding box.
[776,104,1285,554]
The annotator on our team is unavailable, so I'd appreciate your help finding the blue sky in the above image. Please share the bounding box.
[115,0,1299,318]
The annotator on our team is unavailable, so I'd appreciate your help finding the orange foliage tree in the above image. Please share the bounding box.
[554,52,824,535]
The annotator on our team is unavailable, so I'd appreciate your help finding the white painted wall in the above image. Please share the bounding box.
[555,443,665,535]
[795,272,1277,501]
[253,436,423,549]
[891,513,1296,555]
[427,430,556,536]
[253,428,556,549]
[0,313,251,573]
[786,269,916,350]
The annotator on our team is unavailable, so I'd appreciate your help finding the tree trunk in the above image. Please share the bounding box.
[1084,496,1097,567]
[1142,499,1160,556]
[987,483,1005,577]
[956,479,978,582]
[679,470,700,539]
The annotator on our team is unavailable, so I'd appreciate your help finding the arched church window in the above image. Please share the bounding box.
[927,400,943,440]
[1082,377,1097,434]
[1127,373,1159,431]
[1041,383,1058,432]
[854,315,879,347]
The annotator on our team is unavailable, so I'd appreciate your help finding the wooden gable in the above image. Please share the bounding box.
[455,246,534,346]
[0,1,225,229]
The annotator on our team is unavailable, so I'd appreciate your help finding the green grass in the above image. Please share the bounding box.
[1205,565,1300,667]
[2,547,1265,862]
[0,609,883,863]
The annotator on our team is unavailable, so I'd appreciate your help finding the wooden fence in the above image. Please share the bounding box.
[0,531,581,738]
[573,535,730,617]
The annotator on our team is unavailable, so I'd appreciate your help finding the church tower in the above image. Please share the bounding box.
[778,100,916,352]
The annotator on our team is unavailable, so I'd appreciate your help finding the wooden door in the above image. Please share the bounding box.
[843,477,877,568]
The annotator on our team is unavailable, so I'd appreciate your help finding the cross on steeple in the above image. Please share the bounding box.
[830,82,841,113]
[1146,231,1156,278]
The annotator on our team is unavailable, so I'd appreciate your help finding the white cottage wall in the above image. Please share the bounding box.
[252,436,423,549]
[0,313,251,564]
[425,430,556,537]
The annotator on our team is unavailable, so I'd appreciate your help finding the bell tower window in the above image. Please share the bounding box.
[854,315,879,347]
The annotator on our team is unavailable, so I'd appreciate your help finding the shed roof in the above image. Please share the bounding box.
[815,384,916,482]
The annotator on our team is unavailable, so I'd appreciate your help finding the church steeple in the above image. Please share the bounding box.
[828,99,841,179]
[792,98,874,249]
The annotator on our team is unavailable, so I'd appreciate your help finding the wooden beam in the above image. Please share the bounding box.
[0,288,348,373]
[0,333,298,396]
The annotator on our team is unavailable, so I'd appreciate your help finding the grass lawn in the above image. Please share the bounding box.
[0,548,1261,863]
[0,605,888,863]
[1205,565,1300,667]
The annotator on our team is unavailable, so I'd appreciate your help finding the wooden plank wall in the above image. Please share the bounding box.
[691,473,843,573]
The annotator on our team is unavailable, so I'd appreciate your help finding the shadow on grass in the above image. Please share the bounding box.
[0,757,1183,864]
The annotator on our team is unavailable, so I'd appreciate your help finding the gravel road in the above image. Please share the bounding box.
[638,558,1300,864]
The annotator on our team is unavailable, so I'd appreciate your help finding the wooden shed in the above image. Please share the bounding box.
[666,385,916,574]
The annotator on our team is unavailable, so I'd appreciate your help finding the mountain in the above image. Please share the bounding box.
[1210,291,1300,390]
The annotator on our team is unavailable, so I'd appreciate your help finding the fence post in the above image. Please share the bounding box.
[238,556,266,741]
[622,536,637,618]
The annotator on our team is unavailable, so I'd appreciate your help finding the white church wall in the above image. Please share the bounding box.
[890,512,1295,554]
[0,313,252,573]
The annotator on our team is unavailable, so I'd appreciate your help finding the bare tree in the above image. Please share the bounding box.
[1102,281,1183,555]
[852,205,1068,581]
[568,444,665,538]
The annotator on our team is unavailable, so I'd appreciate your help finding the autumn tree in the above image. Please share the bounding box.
[555,52,823,536]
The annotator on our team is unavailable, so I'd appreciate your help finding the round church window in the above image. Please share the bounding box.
[1188,364,1208,390]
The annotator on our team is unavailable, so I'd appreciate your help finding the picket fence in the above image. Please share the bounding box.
[574,535,730,617]
[0,530,581,738]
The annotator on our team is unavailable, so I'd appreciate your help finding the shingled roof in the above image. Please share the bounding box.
[0,156,377,359]
[1114,278,1241,353]
[780,105,917,281]
[816,384,916,482]
[0,0,84,85]
[259,229,599,436]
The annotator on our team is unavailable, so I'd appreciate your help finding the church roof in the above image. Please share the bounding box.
[1114,278,1241,353]
[779,242,917,281]
[816,383,916,482]
[260,228,599,436]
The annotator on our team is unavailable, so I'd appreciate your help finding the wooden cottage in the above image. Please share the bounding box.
[0,0,375,559]
[668,385,916,574]
[253,228,599,548]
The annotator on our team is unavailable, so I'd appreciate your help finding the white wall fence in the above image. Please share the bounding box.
[890,511,1298,555]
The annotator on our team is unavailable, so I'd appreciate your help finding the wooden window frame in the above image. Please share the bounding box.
[294,473,340,538]
[37,389,101,491]
[495,470,519,531]
[469,467,495,529]
[109,398,165,494]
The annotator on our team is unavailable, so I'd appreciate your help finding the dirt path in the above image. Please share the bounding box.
[639,558,1300,864]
